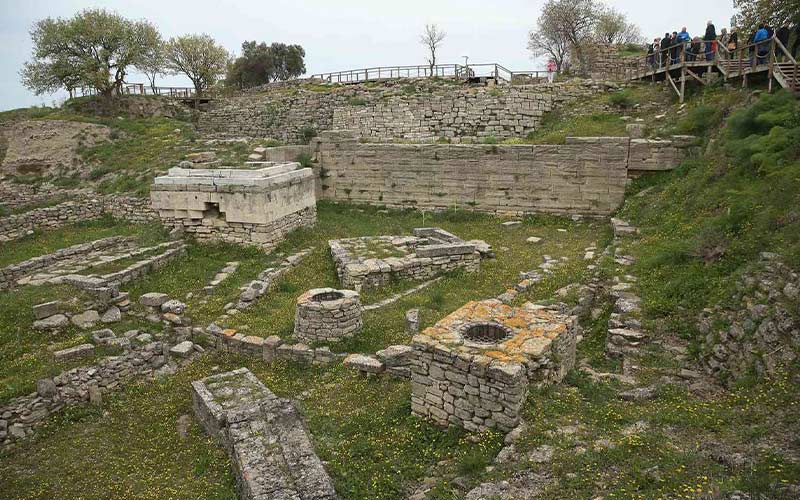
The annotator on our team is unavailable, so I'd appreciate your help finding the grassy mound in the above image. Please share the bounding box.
[620,89,800,339]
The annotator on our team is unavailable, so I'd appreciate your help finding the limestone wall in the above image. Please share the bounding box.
[312,133,696,216]
[198,80,606,142]
[572,44,642,80]
[0,195,159,242]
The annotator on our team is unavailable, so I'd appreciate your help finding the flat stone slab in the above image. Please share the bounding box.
[169,341,195,358]
[343,354,385,374]
[33,301,60,320]
[53,344,95,361]
[139,292,170,307]
[191,368,338,500]
[33,314,69,331]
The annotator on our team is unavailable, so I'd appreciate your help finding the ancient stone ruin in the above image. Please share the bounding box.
[410,299,577,432]
[294,288,363,343]
[192,368,338,500]
[329,227,487,291]
[150,163,316,249]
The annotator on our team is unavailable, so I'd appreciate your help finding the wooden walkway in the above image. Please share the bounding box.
[626,36,798,102]
[311,63,548,85]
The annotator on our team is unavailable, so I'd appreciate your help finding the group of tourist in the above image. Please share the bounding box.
[645,20,800,68]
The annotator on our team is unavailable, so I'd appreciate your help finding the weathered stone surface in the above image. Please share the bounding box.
[33,301,60,320]
[32,314,69,331]
[405,308,420,334]
[36,378,56,398]
[101,306,121,324]
[139,292,169,307]
[191,368,338,500]
[160,300,186,315]
[343,354,385,374]
[53,344,95,361]
[71,310,101,329]
[90,328,116,345]
[294,288,362,343]
[169,341,194,358]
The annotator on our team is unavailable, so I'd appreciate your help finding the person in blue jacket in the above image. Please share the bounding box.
[676,27,691,62]
[753,25,770,65]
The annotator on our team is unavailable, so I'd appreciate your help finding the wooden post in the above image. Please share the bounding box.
[768,38,774,93]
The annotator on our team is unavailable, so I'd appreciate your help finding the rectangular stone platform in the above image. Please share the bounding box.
[151,164,316,250]
[191,368,338,500]
[329,227,485,291]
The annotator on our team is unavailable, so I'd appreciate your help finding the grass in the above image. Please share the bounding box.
[618,89,799,344]
[0,215,168,269]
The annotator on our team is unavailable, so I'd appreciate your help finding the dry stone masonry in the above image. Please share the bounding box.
[294,288,363,343]
[411,299,577,433]
[198,80,606,142]
[312,133,696,216]
[151,163,316,250]
[329,228,485,291]
[191,368,339,500]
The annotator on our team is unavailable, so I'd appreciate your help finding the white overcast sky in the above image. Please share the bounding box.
[0,0,735,111]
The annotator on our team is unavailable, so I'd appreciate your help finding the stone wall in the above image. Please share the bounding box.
[198,80,607,143]
[697,253,800,384]
[572,44,642,81]
[0,340,173,447]
[0,236,130,290]
[0,195,159,242]
[312,133,695,216]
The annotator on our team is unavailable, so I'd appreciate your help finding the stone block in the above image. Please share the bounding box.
[33,301,60,320]
[53,344,95,361]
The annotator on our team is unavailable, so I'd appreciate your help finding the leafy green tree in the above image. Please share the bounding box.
[225,41,306,89]
[165,34,231,96]
[20,9,160,100]
[732,0,800,34]
[135,31,168,93]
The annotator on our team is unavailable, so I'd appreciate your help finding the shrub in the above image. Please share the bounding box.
[347,97,367,106]
[298,127,317,145]
[482,136,498,145]
[608,90,635,109]
[295,153,314,168]
[673,104,724,135]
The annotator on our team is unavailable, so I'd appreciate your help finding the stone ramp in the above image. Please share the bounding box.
[192,368,338,500]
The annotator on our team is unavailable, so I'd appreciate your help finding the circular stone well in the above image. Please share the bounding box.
[294,287,362,342]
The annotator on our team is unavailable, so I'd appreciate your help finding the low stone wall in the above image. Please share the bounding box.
[572,44,642,81]
[0,339,176,447]
[697,253,800,383]
[330,230,483,291]
[313,133,696,216]
[0,236,130,290]
[191,368,339,500]
[0,195,159,242]
[198,80,607,142]
[627,136,699,174]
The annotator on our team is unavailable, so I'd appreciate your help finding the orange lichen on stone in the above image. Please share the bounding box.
[222,329,237,337]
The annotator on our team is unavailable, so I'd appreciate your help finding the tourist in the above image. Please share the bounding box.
[688,36,703,61]
[753,25,770,65]
[704,21,717,60]
[727,29,738,52]
[661,33,671,67]
[647,39,657,68]
[670,31,680,64]
[677,28,691,63]
[546,59,556,83]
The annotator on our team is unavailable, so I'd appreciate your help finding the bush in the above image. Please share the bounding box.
[298,127,317,145]
[608,90,635,109]
[673,104,724,135]
[347,97,367,106]
[295,153,314,168]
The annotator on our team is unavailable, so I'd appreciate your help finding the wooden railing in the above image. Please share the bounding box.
[76,84,215,99]
[311,63,547,85]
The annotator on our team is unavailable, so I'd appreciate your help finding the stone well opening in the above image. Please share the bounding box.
[294,287,363,343]
[311,290,345,302]
[411,300,578,433]
[462,322,512,344]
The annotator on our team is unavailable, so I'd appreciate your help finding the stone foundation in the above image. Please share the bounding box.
[191,368,339,500]
[329,227,484,291]
[410,300,577,433]
[151,163,317,251]
[294,288,362,343]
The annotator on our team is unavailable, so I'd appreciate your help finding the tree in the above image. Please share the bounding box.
[538,0,602,75]
[225,41,306,89]
[135,31,168,93]
[165,34,230,96]
[420,24,446,75]
[595,8,643,45]
[20,9,161,101]
[732,0,800,34]
[528,18,570,73]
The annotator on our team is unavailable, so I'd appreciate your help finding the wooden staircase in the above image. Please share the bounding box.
[775,62,799,93]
